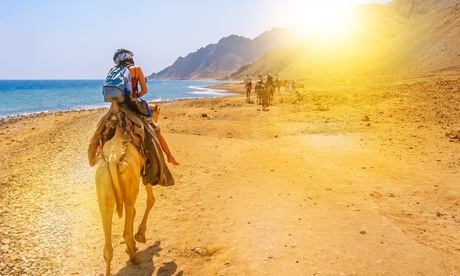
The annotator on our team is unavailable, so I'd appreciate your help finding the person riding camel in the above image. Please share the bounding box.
[254,73,265,105]
[257,73,264,85]
[244,74,252,103]
[112,49,179,166]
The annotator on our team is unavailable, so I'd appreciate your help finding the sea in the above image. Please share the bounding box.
[0,80,233,119]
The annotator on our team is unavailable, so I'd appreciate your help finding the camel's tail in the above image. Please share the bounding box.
[109,147,123,218]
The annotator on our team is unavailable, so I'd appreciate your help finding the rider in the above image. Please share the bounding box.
[244,74,252,89]
[257,73,264,85]
[266,73,274,87]
[274,74,280,94]
[113,48,180,165]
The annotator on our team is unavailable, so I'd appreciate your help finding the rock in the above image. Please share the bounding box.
[1,244,9,252]
[1,238,11,244]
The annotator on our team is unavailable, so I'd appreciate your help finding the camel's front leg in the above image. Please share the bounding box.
[135,184,156,243]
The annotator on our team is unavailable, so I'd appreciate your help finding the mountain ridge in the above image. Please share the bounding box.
[148,26,305,80]
[149,0,460,81]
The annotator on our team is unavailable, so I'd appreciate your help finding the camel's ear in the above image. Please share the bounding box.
[149,104,160,122]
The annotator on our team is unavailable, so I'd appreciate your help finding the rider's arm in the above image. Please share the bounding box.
[136,67,148,97]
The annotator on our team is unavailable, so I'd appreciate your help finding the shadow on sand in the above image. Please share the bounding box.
[116,241,183,276]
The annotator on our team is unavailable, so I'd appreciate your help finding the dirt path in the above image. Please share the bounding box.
[1,75,459,275]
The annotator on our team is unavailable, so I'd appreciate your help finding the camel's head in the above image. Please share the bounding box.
[149,104,160,122]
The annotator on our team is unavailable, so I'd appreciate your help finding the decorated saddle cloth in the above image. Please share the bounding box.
[88,105,174,186]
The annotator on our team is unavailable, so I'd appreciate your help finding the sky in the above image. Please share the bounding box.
[0,0,391,79]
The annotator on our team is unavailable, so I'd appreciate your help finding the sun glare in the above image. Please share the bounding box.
[292,1,355,36]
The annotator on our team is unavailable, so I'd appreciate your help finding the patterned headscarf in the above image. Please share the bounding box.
[113,48,134,66]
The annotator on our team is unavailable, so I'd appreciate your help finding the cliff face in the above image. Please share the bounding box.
[231,0,460,80]
[148,26,305,80]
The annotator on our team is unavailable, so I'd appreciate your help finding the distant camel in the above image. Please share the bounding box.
[95,100,156,276]
[245,81,252,103]
[267,84,275,106]
[261,86,269,111]
[274,79,281,94]
[255,81,263,104]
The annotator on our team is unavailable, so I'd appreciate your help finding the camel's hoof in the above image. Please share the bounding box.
[134,232,146,244]
[125,246,139,254]
[131,255,142,264]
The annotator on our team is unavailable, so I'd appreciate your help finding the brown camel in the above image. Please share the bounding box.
[95,101,156,276]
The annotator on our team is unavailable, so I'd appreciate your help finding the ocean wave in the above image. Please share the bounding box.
[187,86,233,96]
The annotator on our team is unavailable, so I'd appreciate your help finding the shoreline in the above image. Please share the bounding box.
[0,80,239,121]
[0,82,243,122]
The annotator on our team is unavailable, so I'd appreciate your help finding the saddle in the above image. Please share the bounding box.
[88,104,174,186]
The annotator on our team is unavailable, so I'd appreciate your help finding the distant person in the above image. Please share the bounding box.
[257,74,269,110]
[274,74,281,94]
[266,73,274,87]
[255,73,265,104]
[292,80,297,93]
[257,73,264,85]
[286,80,292,92]
[244,75,253,103]
[266,73,275,106]
[112,48,179,165]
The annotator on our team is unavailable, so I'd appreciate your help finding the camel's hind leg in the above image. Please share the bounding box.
[119,166,141,264]
[270,88,274,105]
[123,203,141,264]
[96,163,116,276]
[135,184,156,243]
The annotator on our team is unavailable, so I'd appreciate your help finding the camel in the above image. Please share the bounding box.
[95,100,156,276]
[267,84,275,106]
[260,86,269,111]
[274,79,281,95]
[255,82,263,105]
[245,82,252,103]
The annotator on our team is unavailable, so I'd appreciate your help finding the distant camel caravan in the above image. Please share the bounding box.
[91,100,169,276]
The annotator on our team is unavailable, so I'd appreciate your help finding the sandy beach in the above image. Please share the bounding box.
[1,75,459,275]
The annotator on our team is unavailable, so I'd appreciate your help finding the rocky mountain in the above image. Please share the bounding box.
[148,26,305,80]
[230,0,460,80]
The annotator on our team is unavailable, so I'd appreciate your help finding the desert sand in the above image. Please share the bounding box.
[0,74,459,275]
